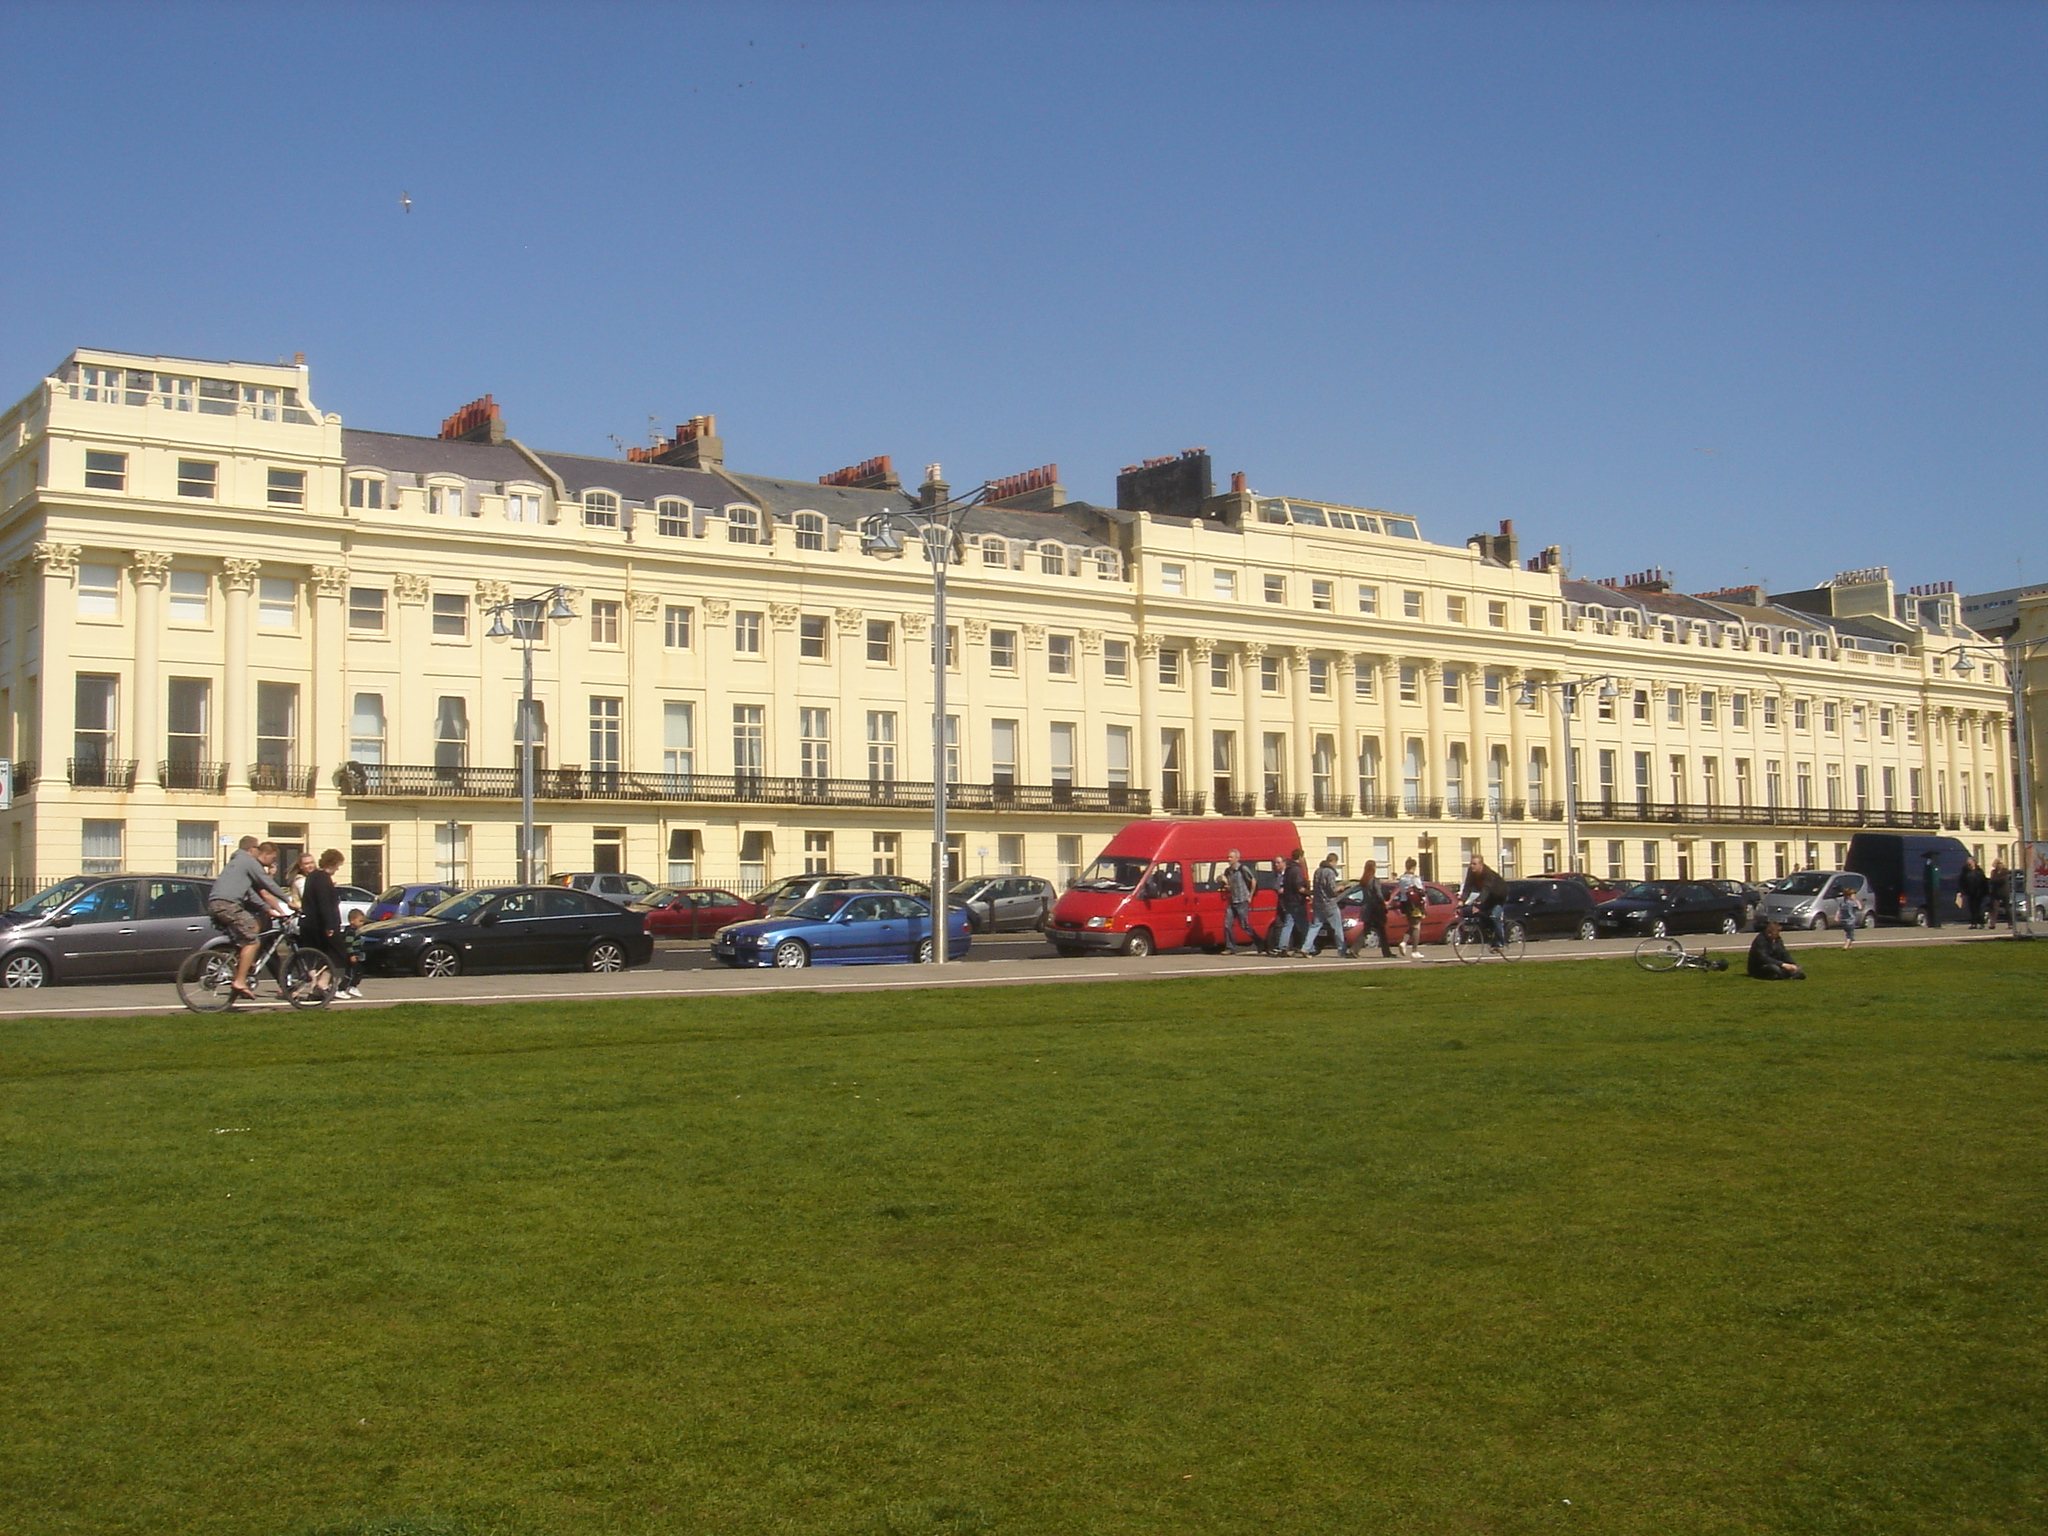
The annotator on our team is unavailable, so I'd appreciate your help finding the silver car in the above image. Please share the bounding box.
[0,874,220,987]
[1757,870,1869,931]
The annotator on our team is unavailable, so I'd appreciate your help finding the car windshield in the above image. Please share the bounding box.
[949,881,992,899]
[786,894,851,922]
[1620,882,1671,899]
[1777,872,1829,895]
[427,891,496,922]
[11,876,95,916]
[1073,857,1148,893]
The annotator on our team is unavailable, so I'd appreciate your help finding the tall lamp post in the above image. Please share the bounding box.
[1520,673,1619,875]
[862,482,990,966]
[1947,636,2048,937]
[486,585,578,885]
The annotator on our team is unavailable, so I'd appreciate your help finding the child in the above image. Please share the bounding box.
[1839,883,1863,950]
[337,910,368,998]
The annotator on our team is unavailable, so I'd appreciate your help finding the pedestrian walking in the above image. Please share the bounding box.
[1220,849,1259,955]
[1988,859,2011,926]
[1959,857,1990,929]
[1302,852,1351,957]
[1273,848,1313,956]
[299,849,356,997]
[1393,858,1427,957]
[1356,860,1396,958]
[1839,881,1863,949]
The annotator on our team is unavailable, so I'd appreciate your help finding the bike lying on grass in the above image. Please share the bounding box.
[176,917,334,1013]
[1633,937,1730,973]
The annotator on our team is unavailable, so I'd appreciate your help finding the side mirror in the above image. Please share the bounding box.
[48,913,73,928]
[478,911,500,926]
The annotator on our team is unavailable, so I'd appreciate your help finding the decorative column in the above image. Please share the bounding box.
[310,566,351,789]
[1334,654,1358,814]
[1502,666,1527,812]
[1241,642,1266,810]
[1373,655,1398,814]
[221,558,259,791]
[31,543,80,789]
[1288,646,1312,812]
[1542,670,1570,812]
[131,551,172,788]
[1189,638,1214,811]
[1420,660,1444,807]
[1135,634,1161,803]
[393,574,430,768]
[1943,707,1962,823]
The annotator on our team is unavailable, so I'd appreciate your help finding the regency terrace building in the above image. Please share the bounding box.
[0,347,2017,896]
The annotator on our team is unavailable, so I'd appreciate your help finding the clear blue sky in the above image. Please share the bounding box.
[3,1,2042,598]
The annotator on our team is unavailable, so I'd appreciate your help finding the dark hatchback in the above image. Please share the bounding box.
[1502,878,1601,940]
[1591,880,1751,939]
[357,885,655,978]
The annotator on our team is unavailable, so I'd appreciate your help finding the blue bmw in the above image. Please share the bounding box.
[712,889,971,968]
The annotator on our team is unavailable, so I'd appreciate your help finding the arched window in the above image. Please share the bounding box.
[793,511,827,551]
[981,536,1008,568]
[727,505,762,545]
[655,499,691,538]
[582,490,620,529]
[1038,542,1066,576]
[1092,548,1121,580]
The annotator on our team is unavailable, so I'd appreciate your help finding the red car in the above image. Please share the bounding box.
[1338,880,1462,949]
[641,887,766,939]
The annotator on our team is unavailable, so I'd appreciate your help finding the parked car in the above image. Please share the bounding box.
[1845,833,1971,926]
[368,883,462,922]
[356,885,654,977]
[1757,870,1870,931]
[1046,819,1301,957]
[0,874,218,987]
[333,884,377,923]
[1336,880,1460,950]
[1703,879,1763,928]
[1557,872,1622,904]
[1501,878,1602,940]
[641,886,766,939]
[549,871,662,907]
[1591,879,1750,939]
[711,889,971,968]
[949,875,1058,933]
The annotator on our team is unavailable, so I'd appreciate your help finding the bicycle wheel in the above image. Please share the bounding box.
[1496,922,1527,962]
[1450,920,1483,964]
[176,948,239,1013]
[1634,936,1685,972]
[281,951,334,1010]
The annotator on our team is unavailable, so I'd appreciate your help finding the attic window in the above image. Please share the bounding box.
[793,511,826,551]
[1039,543,1065,576]
[981,537,1008,568]
[727,506,763,545]
[1093,549,1121,581]
[582,490,619,528]
[655,498,690,538]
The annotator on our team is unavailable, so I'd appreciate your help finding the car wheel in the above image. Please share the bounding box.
[1913,908,1928,927]
[1576,918,1598,942]
[1123,928,1155,958]
[1649,919,1670,939]
[417,944,461,979]
[772,939,810,969]
[2,951,49,988]
[585,940,628,974]
[916,937,936,963]
[1719,915,1739,935]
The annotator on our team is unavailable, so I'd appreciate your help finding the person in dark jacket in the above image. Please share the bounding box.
[1747,921,1806,980]
[1459,855,1511,946]
[1273,849,1313,956]
[1988,859,2011,925]
[1303,852,1351,957]
[298,848,355,998]
[1356,860,1395,959]
[1922,851,1944,928]
[1220,849,1259,955]
[1959,857,1991,928]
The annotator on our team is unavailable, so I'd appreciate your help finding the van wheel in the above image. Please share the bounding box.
[1123,928,1155,958]
[1913,908,1928,927]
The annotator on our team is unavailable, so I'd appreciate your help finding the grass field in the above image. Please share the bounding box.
[2,945,2044,1535]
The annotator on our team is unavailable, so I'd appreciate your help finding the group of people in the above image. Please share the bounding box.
[1949,855,2013,930]
[1217,848,1503,960]
[204,838,367,1003]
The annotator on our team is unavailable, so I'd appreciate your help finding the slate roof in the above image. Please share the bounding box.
[528,450,733,509]
[340,429,537,484]
[719,472,917,527]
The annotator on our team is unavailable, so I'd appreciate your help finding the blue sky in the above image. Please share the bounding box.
[2,1,2042,598]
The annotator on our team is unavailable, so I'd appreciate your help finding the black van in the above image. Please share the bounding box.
[1845,833,1970,925]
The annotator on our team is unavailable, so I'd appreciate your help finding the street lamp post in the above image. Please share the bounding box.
[1521,673,1618,875]
[863,485,989,966]
[1948,636,2048,936]
[486,585,577,885]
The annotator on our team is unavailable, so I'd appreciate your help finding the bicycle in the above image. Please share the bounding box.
[1450,905,1525,963]
[177,916,334,1013]
[1633,937,1730,973]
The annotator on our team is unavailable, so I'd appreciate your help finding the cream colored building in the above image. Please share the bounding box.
[0,348,2016,897]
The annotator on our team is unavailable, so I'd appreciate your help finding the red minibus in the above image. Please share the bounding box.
[1045,819,1302,956]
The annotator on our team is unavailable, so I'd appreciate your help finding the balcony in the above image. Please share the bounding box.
[336,763,1151,816]
[250,762,318,797]
[1575,799,1942,831]
[159,759,228,793]
[1158,788,1208,817]
[68,757,137,790]
[6,761,34,797]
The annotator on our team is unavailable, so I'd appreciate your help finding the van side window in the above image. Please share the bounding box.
[1147,862,1184,898]
[1190,861,1225,892]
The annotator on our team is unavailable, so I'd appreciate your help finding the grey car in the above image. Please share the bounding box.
[549,872,662,907]
[0,874,220,987]
[1757,870,1869,931]
[948,875,1058,933]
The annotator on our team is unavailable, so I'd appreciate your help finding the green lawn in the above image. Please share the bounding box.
[2,945,2044,1535]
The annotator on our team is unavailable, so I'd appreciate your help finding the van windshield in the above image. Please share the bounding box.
[1073,857,1149,893]
[1778,872,1828,895]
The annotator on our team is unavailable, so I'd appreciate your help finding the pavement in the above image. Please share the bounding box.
[0,924,2013,1021]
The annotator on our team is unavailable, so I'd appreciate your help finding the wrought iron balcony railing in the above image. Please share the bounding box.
[249,762,318,796]
[68,757,137,790]
[159,759,228,792]
[1575,798,1941,831]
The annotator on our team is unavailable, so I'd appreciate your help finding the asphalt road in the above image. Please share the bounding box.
[0,925,2008,1020]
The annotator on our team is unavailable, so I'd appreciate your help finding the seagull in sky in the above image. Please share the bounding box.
[400,191,412,214]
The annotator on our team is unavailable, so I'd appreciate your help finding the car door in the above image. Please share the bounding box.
[473,889,548,968]
[834,894,891,962]
[541,888,599,964]
[141,878,215,973]
[52,880,145,979]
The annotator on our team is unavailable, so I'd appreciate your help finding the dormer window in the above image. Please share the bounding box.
[1038,543,1066,576]
[347,474,385,510]
[428,482,466,517]
[505,487,544,523]
[655,499,690,538]
[1093,548,1122,581]
[982,536,1008,568]
[581,490,619,528]
[793,511,827,551]
[727,505,762,545]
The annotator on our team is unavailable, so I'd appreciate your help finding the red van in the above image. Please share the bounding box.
[1045,819,1302,957]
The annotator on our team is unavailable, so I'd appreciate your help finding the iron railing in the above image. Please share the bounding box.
[159,759,228,792]
[1576,799,1941,831]
[68,757,137,790]
[249,763,318,796]
[6,761,34,796]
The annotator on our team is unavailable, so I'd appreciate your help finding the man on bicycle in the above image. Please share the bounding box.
[208,837,294,1001]
[1460,854,1511,947]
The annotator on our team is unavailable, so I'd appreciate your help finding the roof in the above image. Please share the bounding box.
[527,449,734,508]
[341,428,536,483]
[720,471,917,527]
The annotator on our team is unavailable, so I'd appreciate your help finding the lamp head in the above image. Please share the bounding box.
[1518,681,1537,707]
[863,520,905,555]
[486,611,513,639]
[548,591,576,622]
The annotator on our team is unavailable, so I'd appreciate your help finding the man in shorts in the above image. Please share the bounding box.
[208,837,294,1000]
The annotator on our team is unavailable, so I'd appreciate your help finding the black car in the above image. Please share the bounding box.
[0,873,218,987]
[948,875,1058,933]
[1704,879,1763,927]
[356,885,655,978]
[1591,880,1750,939]
[1502,878,1600,941]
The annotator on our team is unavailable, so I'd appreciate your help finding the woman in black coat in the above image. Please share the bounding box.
[300,848,347,985]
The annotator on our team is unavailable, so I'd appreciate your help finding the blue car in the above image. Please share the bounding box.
[367,882,463,922]
[711,889,971,969]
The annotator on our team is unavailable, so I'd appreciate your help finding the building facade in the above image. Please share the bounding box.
[0,348,2018,897]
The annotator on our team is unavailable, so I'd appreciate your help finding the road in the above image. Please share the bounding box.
[0,925,2007,1020]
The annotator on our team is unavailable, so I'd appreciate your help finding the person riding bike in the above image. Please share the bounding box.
[207,837,295,1002]
[1459,854,1511,947]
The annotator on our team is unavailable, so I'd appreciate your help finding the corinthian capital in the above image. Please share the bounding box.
[32,542,80,578]
[221,558,261,592]
[131,550,174,585]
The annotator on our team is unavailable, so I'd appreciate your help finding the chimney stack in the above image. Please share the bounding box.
[917,462,950,510]
[629,415,723,469]
[439,395,505,445]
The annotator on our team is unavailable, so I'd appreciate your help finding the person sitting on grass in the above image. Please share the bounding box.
[1747,920,1806,981]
